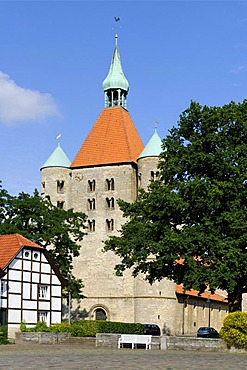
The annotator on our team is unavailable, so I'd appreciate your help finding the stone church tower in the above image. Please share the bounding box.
[41,35,228,334]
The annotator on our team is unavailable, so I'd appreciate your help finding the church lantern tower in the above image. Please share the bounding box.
[102,34,129,109]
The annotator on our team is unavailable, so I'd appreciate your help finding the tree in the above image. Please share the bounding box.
[104,100,247,312]
[0,183,87,298]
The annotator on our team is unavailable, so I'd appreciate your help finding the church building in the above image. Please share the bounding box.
[40,34,228,335]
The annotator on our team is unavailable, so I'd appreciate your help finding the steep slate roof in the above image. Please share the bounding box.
[0,234,43,270]
[176,285,228,303]
[41,143,71,169]
[71,107,144,168]
[138,129,163,160]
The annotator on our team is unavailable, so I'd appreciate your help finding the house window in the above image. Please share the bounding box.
[1,282,4,295]
[39,285,49,299]
[151,171,160,181]
[88,180,96,192]
[88,220,95,232]
[57,201,64,209]
[57,180,64,194]
[106,197,114,209]
[87,198,96,210]
[41,182,45,195]
[106,178,114,191]
[38,311,48,323]
[106,219,114,231]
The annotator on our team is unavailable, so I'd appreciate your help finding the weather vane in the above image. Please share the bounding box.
[113,16,121,32]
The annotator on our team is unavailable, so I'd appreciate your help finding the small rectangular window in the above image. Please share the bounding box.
[38,311,48,323]
[57,180,64,194]
[39,285,49,299]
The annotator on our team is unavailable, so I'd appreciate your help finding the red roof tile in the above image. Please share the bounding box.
[70,107,144,167]
[0,234,43,269]
[175,284,227,303]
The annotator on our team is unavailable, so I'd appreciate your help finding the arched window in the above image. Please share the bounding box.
[95,308,107,320]
[106,197,114,209]
[106,178,114,191]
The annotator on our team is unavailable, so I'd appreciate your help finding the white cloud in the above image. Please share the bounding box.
[0,71,60,125]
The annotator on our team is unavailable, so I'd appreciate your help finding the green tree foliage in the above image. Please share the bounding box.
[104,100,247,311]
[220,312,247,349]
[0,183,87,298]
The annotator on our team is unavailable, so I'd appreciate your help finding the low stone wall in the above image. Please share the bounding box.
[96,333,227,351]
[161,336,227,352]
[15,332,70,344]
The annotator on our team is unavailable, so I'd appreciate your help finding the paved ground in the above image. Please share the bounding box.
[0,343,247,370]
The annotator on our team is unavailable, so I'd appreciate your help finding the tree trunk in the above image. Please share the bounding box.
[228,290,242,312]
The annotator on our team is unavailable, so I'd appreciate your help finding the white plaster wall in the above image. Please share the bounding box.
[41,263,51,274]
[22,310,37,323]
[23,260,31,271]
[31,284,38,300]
[52,275,60,285]
[32,273,39,283]
[51,286,61,297]
[38,301,50,310]
[9,281,22,293]
[41,274,50,284]
[8,294,21,308]
[8,309,21,323]
[51,297,61,310]
[32,262,40,272]
[22,300,37,309]
[51,311,61,324]
[23,271,31,282]
[8,269,21,281]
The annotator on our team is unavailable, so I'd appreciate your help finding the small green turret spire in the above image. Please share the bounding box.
[102,34,129,109]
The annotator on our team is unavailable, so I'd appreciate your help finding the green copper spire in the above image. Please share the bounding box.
[41,141,71,169]
[102,34,129,109]
[138,129,163,159]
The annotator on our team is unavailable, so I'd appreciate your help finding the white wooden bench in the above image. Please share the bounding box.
[118,334,152,350]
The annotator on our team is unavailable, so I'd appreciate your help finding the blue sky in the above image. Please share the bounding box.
[0,1,247,195]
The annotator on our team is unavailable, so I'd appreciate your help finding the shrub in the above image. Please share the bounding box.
[219,312,247,349]
[20,320,144,337]
[0,325,12,345]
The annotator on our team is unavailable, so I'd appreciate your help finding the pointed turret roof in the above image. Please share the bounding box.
[41,143,71,169]
[102,34,129,92]
[138,129,163,159]
[70,107,144,168]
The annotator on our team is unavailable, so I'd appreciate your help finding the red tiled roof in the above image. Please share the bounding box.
[70,107,144,168]
[175,285,227,303]
[0,234,43,269]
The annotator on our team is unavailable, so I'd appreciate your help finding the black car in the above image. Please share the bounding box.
[197,327,220,338]
[143,324,161,336]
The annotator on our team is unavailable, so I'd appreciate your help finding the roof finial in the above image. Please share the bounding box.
[154,121,159,131]
[115,33,118,46]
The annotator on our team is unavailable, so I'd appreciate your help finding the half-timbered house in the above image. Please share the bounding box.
[0,233,66,337]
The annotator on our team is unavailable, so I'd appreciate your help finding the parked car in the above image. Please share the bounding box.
[197,327,220,338]
[143,324,161,336]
